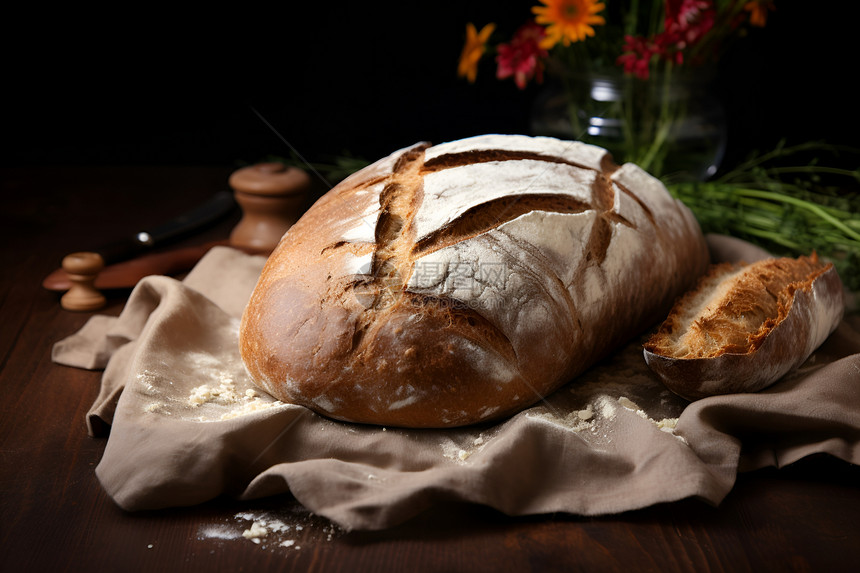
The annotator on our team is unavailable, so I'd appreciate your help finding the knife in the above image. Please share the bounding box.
[85,190,237,265]
[43,191,238,290]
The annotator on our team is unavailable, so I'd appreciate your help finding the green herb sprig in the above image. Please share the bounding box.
[665,141,860,296]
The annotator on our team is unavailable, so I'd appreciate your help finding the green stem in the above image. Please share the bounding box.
[719,141,848,182]
[734,227,803,249]
[763,166,860,180]
[562,70,584,138]
[729,188,860,242]
[638,63,674,172]
[625,0,639,37]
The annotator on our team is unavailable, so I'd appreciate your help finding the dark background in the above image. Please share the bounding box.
[4,2,857,175]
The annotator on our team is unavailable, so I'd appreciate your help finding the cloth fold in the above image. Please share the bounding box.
[52,240,860,531]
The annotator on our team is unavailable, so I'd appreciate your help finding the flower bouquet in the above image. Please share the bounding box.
[459,0,775,181]
[457,1,860,302]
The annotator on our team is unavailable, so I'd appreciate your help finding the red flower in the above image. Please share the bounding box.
[662,0,715,54]
[616,35,656,79]
[653,30,685,65]
[617,2,717,77]
[496,22,549,90]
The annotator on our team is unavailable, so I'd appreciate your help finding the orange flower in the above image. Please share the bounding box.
[532,0,606,49]
[743,1,775,27]
[458,22,496,83]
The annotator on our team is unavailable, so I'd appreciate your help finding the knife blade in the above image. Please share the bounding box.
[86,190,238,265]
[43,191,238,291]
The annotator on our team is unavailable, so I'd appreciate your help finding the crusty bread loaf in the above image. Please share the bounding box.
[643,254,844,400]
[239,134,710,427]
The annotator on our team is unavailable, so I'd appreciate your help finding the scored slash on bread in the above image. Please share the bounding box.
[239,134,710,428]
[643,254,845,401]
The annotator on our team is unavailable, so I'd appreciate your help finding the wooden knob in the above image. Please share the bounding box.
[228,163,311,253]
[60,252,106,311]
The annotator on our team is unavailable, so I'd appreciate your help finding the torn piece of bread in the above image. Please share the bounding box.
[643,254,844,400]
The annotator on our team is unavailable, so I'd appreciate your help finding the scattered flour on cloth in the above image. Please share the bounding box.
[437,336,689,461]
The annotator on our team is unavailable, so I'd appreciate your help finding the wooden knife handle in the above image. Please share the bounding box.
[43,241,239,292]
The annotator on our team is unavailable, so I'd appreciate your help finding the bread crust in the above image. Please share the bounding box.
[240,135,710,427]
[643,254,845,400]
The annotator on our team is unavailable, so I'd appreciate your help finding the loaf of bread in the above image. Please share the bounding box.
[643,254,844,401]
[239,134,709,427]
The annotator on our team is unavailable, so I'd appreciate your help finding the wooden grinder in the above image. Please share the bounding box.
[60,252,106,311]
[228,163,311,254]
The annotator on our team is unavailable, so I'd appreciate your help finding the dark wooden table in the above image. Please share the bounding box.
[2,165,858,572]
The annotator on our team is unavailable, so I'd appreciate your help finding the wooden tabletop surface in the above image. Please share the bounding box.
[2,165,858,572]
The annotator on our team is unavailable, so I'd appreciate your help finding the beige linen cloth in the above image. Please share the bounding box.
[52,235,860,531]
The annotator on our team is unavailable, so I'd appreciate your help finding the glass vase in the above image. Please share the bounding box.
[530,67,727,182]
